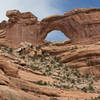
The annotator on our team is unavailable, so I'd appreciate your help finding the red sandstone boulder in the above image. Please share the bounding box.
[0,60,19,77]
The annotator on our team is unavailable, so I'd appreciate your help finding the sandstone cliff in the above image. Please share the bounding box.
[1,7,100,47]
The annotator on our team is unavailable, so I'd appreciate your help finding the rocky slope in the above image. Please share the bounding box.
[43,40,100,78]
[0,42,100,100]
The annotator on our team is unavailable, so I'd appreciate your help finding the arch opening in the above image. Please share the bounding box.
[45,30,68,42]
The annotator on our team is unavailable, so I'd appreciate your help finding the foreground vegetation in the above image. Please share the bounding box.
[0,44,100,99]
[14,46,100,94]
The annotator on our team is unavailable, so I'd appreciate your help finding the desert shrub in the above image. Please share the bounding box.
[29,54,38,61]
[21,55,25,59]
[36,80,48,86]
[50,97,58,100]
[58,62,63,67]
[54,56,59,62]
[81,87,87,93]
[71,79,75,84]
[8,48,13,54]
[47,72,52,76]
[30,65,40,70]
[95,96,100,100]
[64,66,68,71]
[50,60,55,64]
[36,46,41,51]
[62,85,70,89]
[40,57,44,62]
[43,72,46,76]
[4,99,8,100]
[36,80,43,85]
[71,46,78,50]
[88,84,95,93]
[85,74,89,79]
[90,96,100,100]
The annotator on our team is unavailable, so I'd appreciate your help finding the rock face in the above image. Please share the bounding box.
[42,40,100,78]
[1,8,100,47]
[6,10,40,47]
[0,44,99,100]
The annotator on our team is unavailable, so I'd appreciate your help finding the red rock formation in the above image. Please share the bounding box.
[5,10,41,47]
[41,40,100,78]
[0,44,99,100]
[1,7,100,47]
[40,7,100,44]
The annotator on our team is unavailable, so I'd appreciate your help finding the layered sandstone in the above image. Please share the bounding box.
[1,8,100,47]
[0,43,100,100]
[42,40,100,78]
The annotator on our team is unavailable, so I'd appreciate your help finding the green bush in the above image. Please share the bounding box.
[71,46,78,50]
[29,54,38,61]
[43,51,49,57]
[54,56,59,62]
[50,60,55,64]
[31,65,40,70]
[40,57,44,62]
[62,85,70,89]
[81,87,87,93]
[36,80,43,85]
[36,46,41,51]
[50,97,58,100]
[43,72,46,76]
[58,62,63,67]
[85,74,89,78]
[36,80,48,86]
[71,79,75,84]
[91,96,100,100]
[88,84,95,93]
[8,48,13,54]
[21,55,25,59]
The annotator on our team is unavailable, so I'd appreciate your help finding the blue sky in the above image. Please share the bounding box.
[0,0,100,42]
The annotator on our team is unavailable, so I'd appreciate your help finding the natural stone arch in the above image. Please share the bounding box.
[40,7,100,44]
[40,15,71,41]
[40,14,85,43]
[1,8,100,47]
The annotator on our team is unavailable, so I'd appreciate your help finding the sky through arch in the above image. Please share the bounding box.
[45,30,68,42]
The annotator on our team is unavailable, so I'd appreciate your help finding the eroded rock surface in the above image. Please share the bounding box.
[0,43,99,100]
[42,40,100,78]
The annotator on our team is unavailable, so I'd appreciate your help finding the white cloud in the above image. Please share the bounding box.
[0,0,19,21]
[17,0,62,20]
[0,0,62,21]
